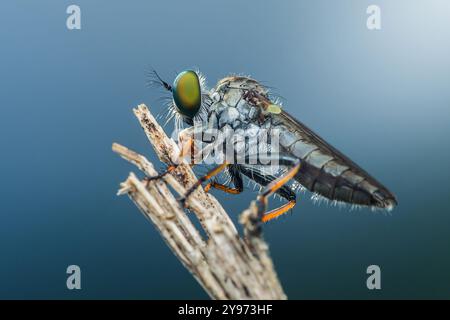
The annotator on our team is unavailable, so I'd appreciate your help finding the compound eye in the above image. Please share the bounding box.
[172,70,201,118]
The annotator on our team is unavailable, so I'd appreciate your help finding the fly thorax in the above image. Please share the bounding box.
[218,106,240,129]
[212,97,259,130]
[212,76,268,120]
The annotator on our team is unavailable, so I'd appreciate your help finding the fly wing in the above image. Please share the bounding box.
[272,110,397,209]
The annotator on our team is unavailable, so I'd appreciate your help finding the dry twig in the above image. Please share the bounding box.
[112,104,286,299]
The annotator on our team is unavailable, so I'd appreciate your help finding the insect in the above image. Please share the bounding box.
[147,69,397,223]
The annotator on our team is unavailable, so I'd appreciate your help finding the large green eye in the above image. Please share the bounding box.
[172,70,202,118]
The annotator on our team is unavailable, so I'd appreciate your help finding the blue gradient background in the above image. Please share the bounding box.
[1,1,449,299]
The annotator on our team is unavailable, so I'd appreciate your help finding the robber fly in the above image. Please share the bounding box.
[147,69,397,223]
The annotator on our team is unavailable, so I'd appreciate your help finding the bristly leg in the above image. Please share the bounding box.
[255,158,301,223]
[204,165,244,195]
[239,154,301,223]
[178,163,229,207]
[143,134,195,188]
[204,181,243,194]
[143,165,177,187]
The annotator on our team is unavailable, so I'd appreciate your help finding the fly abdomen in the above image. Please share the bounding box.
[280,135,397,210]
[335,170,397,210]
[293,157,397,210]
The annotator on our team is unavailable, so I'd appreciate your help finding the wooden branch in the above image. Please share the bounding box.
[112,104,286,300]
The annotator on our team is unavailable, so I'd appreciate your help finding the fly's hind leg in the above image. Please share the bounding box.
[204,164,244,195]
[240,162,299,223]
[261,197,297,223]
[243,154,301,223]
[258,159,300,222]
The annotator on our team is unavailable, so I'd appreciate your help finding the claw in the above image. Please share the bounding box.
[143,176,152,187]
[144,165,177,186]
[177,196,187,208]
[142,173,165,188]
[256,195,267,220]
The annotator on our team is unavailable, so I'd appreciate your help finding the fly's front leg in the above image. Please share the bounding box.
[178,121,237,204]
[143,128,196,186]
[160,117,232,205]
[143,164,177,185]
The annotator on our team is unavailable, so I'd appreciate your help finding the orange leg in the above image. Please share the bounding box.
[179,135,196,166]
[179,163,229,205]
[144,136,196,186]
[204,181,243,194]
[144,165,176,185]
[261,200,296,223]
[258,160,301,222]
